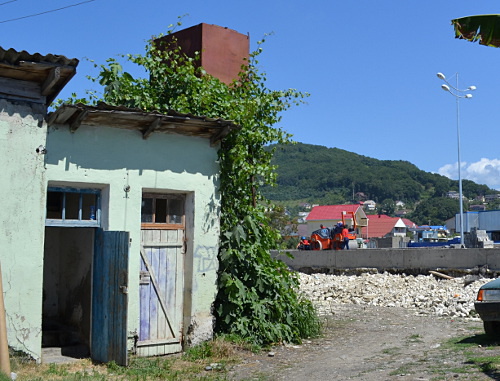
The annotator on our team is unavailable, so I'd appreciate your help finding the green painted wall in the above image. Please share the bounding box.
[0,103,222,361]
[0,99,48,362]
[45,124,221,350]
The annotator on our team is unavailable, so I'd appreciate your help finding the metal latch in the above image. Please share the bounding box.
[139,271,151,285]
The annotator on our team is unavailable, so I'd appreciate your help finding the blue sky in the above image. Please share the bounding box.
[3,1,500,190]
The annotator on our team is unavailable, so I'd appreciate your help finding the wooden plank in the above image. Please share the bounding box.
[0,76,44,103]
[157,247,167,339]
[142,117,161,139]
[69,109,88,132]
[210,125,231,146]
[136,342,182,357]
[140,242,182,248]
[149,248,159,340]
[166,246,177,321]
[41,66,61,96]
[91,230,129,366]
[136,338,179,346]
[140,246,176,338]
[139,252,150,341]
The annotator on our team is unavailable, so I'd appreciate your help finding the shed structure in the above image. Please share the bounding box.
[0,47,236,365]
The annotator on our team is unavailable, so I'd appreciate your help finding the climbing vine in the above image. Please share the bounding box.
[66,20,320,345]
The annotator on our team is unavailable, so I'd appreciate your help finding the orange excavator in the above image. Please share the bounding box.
[342,211,357,240]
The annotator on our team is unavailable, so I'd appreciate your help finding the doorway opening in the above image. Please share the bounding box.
[42,227,94,359]
[42,187,101,360]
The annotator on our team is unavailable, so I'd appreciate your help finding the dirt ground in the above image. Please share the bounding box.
[227,304,500,381]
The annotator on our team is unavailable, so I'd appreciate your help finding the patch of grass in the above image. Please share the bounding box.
[6,335,260,380]
[388,363,415,376]
[45,363,70,376]
[381,347,400,355]
[407,334,423,343]
[433,333,500,377]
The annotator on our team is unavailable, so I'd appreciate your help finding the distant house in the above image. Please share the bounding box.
[485,194,500,202]
[363,200,376,210]
[395,209,407,217]
[361,215,416,239]
[474,195,485,203]
[447,191,460,199]
[395,200,405,208]
[305,204,368,237]
[299,202,312,210]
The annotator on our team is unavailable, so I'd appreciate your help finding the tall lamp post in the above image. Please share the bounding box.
[436,72,476,248]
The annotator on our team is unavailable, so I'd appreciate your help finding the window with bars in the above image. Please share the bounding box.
[141,194,185,229]
[45,187,101,227]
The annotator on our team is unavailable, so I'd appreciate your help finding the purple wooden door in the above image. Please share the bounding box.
[137,229,184,356]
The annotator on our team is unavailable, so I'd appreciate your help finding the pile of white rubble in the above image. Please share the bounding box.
[298,272,493,318]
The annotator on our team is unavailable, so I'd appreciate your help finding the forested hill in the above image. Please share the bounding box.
[262,143,496,206]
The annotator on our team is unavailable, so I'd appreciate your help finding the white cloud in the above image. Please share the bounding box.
[438,158,500,191]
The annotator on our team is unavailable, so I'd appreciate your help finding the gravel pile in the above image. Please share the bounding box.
[299,272,493,318]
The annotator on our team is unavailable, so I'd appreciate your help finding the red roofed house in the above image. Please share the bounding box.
[361,214,416,239]
[306,204,368,237]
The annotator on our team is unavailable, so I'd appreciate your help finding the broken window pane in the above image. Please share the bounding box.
[82,193,97,220]
[65,192,79,220]
[155,198,167,223]
[46,192,63,219]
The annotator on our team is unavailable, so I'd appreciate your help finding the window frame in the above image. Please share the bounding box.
[141,193,185,230]
[45,187,101,227]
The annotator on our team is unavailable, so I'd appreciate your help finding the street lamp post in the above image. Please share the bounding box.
[436,72,476,248]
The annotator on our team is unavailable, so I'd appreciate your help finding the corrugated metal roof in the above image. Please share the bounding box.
[360,215,416,238]
[306,204,361,221]
[0,46,78,106]
[0,47,79,67]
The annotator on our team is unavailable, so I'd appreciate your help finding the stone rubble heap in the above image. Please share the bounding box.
[298,272,493,318]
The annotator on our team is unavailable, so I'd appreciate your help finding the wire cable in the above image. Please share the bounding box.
[0,0,17,6]
[0,0,95,24]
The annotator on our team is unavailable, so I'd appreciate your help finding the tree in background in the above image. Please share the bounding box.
[380,198,396,216]
[69,20,320,345]
[410,197,460,226]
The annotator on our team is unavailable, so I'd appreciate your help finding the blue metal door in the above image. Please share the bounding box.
[91,230,129,366]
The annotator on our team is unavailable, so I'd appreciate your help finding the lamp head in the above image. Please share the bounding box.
[468,85,477,91]
[437,72,446,80]
[465,94,473,98]
[441,84,450,92]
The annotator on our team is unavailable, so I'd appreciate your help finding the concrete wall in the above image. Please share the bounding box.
[0,99,48,361]
[271,248,500,273]
[45,124,221,350]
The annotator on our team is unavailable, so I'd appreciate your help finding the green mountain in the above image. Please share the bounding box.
[262,143,499,225]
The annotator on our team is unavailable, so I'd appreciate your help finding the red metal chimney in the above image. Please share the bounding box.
[156,23,250,85]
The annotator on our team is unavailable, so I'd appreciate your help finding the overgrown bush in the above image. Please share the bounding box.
[63,17,320,346]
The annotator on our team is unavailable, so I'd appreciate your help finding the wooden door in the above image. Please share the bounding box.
[138,229,184,355]
[91,230,129,366]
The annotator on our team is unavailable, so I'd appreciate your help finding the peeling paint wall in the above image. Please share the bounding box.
[45,124,221,352]
[0,103,222,361]
[0,99,48,361]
